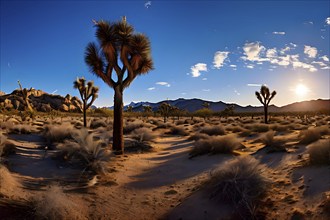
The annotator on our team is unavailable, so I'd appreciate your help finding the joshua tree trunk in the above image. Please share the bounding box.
[264,105,268,124]
[83,101,87,127]
[113,86,124,154]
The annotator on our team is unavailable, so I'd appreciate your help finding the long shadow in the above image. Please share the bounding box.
[125,140,233,189]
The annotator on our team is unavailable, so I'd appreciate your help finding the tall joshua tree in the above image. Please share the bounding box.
[85,17,153,154]
[255,85,276,124]
[73,77,99,127]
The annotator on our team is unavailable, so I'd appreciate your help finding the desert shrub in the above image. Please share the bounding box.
[131,127,157,142]
[260,130,287,153]
[31,185,84,220]
[0,133,15,158]
[56,129,111,174]
[123,120,144,134]
[208,156,269,219]
[238,128,253,137]
[7,123,36,134]
[299,127,322,144]
[270,124,290,133]
[43,123,74,144]
[200,125,225,136]
[90,119,107,129]
[247,123,270,133]
[167,126,189,136]
[190,134,242,158]
[307,139,330,165]
[188,132,210,141]
[0,165,24,198]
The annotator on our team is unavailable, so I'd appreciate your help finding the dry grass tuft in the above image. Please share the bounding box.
[31,185,85,220]
[131,127,157,142]
[90,118,108,129]
[124,120,144,134]
[307,139,330,165]
[208,156,269,219]
[0,133,15,158]
[260,130,287,153]
[43,123,74,144]
[56,129,111,174]
[299,127,323,145]
[0,165,24,199]
[190,134,242,158]
[200,125,226,136]
[167,126,189,136]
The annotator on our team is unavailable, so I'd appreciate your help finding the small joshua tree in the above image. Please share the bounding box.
[74,77,99,127]
[255,85,276,124]
[143,105,152,119]
[158,102,172,123]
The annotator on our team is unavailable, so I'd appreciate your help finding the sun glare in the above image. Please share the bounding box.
[295,84,309,96]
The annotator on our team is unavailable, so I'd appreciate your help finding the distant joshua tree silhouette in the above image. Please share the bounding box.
[73,77,99,127]
[158,102,172,123]
[255,85,276,124]
[202,102,210,109]
[85,17,153,154]
[143,105,152,119]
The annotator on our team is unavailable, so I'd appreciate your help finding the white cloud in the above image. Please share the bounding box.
[229,64,237,68]
[289,43,297,48]
[234,89,240,95]
[246,64,254,69]
[202,78,207,81]
[213,51,229,69]
[304,21,313,25]
[247,84,262,87]
[51,90,58,94]
[241,42,268,62]
[326,17,330,25]
[312,61,327,67]
[202,89,210,92]
[181,92,187,95]
[190,63,207,77]
[280,46,290,54]
[266,48,277,58]
[156,82,170,87]
[144,1,151,8]
[304,45,318,58]
[273,31,285,35]
[147,87,155,91]
[320,55,329,62]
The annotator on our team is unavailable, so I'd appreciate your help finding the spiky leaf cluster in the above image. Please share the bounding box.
[73,77,99,109]
[255,85,276,106]
[85,18,154,89]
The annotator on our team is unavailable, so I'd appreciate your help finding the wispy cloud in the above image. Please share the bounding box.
[202,78,207,81]
[234,89,240,95]
[213,51,229,69]
[144,1,151,8]
[202,89,210,92]
[326,17,330,25]
[51,90,58,94]
[7,62,11,68]
[246,64,254,69]
[304,45,318,58]
[320,55,329,62]
[229,64,237,68]
[147,87,155,91]
[247,84,262,87]
[273,31,285,35]
[304,21,313,25]
[156,82,170,87]
[190,63,207,77]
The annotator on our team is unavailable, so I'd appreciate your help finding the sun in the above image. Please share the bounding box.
[295,84,309,96]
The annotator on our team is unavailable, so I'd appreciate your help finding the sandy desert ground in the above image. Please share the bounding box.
[0,114,329,220]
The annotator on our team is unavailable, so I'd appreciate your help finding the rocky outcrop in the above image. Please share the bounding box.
[0,88,82,112]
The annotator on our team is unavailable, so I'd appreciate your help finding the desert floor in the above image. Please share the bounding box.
[0,115,329,220]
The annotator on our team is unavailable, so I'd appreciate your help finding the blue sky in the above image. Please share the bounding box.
[1,0,329,107]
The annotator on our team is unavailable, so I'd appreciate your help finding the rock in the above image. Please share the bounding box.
[59,104,69,112]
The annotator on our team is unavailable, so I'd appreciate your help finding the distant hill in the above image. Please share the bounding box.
[1,88,329,113]
[119,98,330,113]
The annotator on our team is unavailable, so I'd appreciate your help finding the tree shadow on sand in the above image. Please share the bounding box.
[125,139,233,189]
